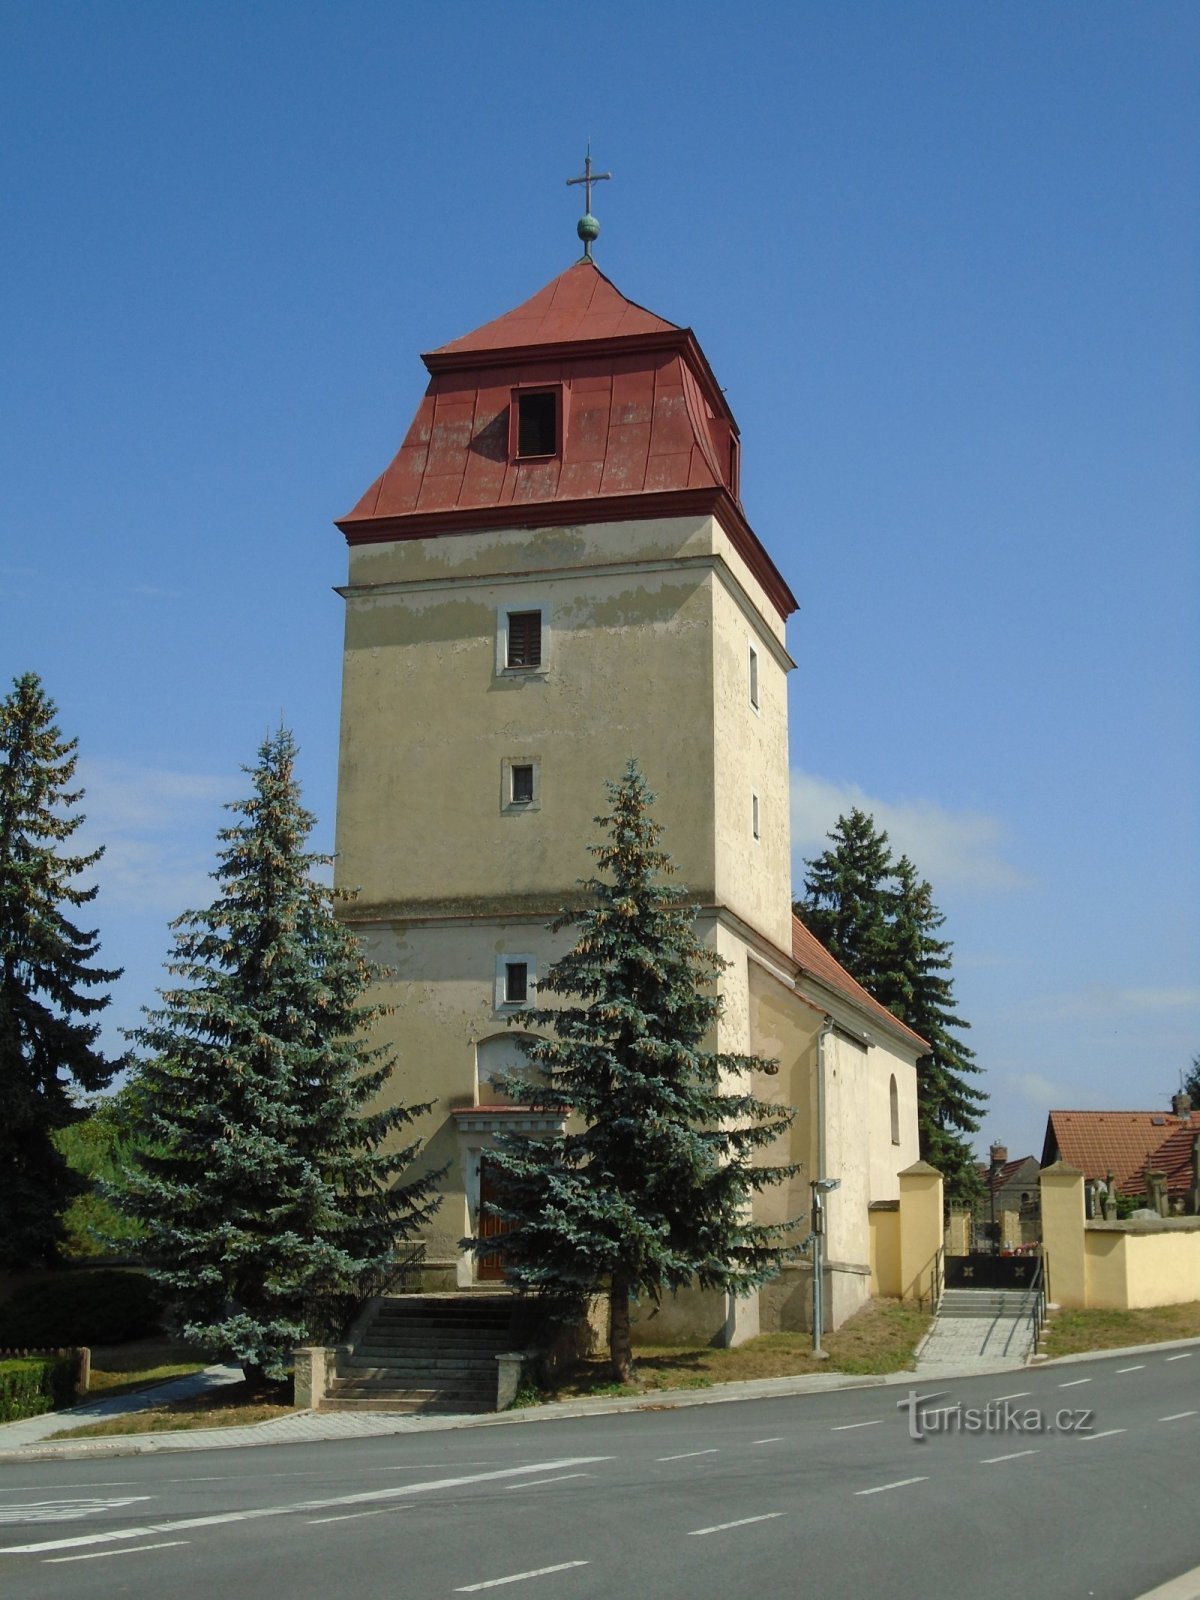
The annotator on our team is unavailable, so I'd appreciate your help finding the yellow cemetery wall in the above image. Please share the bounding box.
[869,1205,902,1298]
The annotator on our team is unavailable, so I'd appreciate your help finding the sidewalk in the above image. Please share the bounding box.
[2,1336,1195,1464]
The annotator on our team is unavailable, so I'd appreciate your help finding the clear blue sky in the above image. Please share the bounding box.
[3,1,1196,1162]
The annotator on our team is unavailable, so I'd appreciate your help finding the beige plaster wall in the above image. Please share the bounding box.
[1085,1222,1200,1310]
[336,563,717,914]
[745,957,816,1234]
[709,577,793,952]
[869,1205,902,1299]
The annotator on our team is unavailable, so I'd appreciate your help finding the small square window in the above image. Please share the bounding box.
[511,764,534,805]
[752,793,760,840]
[749,645,759,710]
[515,390,558,458]
[506,610,542,669]
[504,962,528,1005]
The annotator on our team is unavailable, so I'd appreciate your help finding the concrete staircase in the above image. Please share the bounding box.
[320,1295,516,1415]
[916,1286,1042,1369]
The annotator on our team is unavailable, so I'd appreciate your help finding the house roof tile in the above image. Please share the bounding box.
[1042,1109,1198,1190]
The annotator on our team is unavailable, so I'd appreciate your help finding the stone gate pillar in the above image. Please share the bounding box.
[1039,1161,1086,1309]
[899,1161,944,1305]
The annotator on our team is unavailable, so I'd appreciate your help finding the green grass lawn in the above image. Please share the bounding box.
[524,1298,931,1403]
[1041,1302,1200,1359]
[50,1377,294,1439]
[85,1337,209,1398]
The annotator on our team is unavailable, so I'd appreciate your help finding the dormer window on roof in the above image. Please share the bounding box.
[512,386,561,460]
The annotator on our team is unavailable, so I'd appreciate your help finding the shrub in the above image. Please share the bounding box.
[0,1355,77,1422]
[0,1270,161,1348]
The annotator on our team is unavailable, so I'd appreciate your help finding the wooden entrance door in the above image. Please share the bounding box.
[477,1155,508,1282]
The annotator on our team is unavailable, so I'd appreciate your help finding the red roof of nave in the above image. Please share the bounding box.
[337,262,798,620]
[791,915,929,1053]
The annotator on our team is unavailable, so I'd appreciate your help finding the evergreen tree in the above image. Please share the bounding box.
[0,672,120,1267]
[888,856,985,1201]
[53,1090,146,1258]
[467,761,801,1382]
[796,814,987,1204]
[796,809,898,996]
[1182,1053,1200,1108]
[118,729,441,1380]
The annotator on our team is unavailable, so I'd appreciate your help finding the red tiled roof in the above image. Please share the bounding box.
[790,915,929,1053]
[432,262,677,353]
[978,1155,1040,1194]
[1042,1109,1198,1189]
[336,261,799,621]
[1116,1124,1200,1198]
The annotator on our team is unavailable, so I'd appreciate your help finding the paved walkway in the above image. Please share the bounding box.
[0,1364,245,1450]
[915,1313,1037,1372]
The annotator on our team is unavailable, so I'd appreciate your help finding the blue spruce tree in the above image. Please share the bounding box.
[466,762,802,1382]
[120,729,441,1380]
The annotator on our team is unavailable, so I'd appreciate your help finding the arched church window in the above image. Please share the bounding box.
[889,1074,900,1145]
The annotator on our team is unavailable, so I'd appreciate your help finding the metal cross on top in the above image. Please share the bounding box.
[566,144,611,261]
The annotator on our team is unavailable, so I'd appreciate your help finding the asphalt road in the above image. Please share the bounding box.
[1,1347,1198,1600]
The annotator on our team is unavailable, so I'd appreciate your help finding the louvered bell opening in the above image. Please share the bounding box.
[506,611,542,668]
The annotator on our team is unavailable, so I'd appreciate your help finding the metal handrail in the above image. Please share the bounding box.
[931,1244,945,1312]
[1027,1250,1048,1351]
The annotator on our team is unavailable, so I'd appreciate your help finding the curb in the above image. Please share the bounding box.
[2,1336,1195,1465]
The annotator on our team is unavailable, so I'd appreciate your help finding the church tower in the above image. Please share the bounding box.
[333,229,921,1320]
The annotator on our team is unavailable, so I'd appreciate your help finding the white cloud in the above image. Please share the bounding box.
[1015,986,1200,1025]
[74,759,231,915]
[1009,1071,1082,1111]
[790,770,1026,893]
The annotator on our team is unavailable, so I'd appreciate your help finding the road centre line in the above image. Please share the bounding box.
[1058,1378,1091,1387]
[0,1457,612,1558]
[308,1509,395,1525]
[1079,1429,1126,1442]
[657,1449,718,1461]
[688,1513,785,1536]
[0,1482,139,1494]
[990,1393,1031,1402]
[1159,1412,1198,1422]
[831,1420,882,1431]
[456,1561,589,1591]
[1131,1558,1200,1599]
[1164,1353,1192,1361]
[45,1542,190,1565]
[980,1450,1039,1464]
[753,1437,784,1444]
[855,1477,929,1496]
[506,1474,592,1491]
[896,1391,948,1407]
[1117,1364,1146,1373]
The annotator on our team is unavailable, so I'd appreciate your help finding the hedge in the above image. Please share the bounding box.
[0,1354,77,1423]
[0,1270,161,1348]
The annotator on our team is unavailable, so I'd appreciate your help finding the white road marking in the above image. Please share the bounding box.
[1117,1364,1146,1373]
[1159,1411,1198,1422]
[831,1420,882,1432]
[307,1509,393,1525]
[0,1457,612,1557]
[1131,1560,1200,1599]
[1164,1353,1192,1361]
[1079,1429,1126,1441]
[0,1482,138,1493]
[896,1391,948,1407]
[753,1437,784,1444]
[855,1477,929,1496]
[456,1561,589,1591]
[506,1474,591,1491]
[980,1449,1039,1464]
[991,1392,1031,1402]
[1058,1378,1091,1387]
[656,1449,718,1461]
[0,1496,151,1526]
[688,1513,785,1536]
[44,1542,190,1565]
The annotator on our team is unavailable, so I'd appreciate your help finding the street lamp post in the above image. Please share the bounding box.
[811,1177,841,1357]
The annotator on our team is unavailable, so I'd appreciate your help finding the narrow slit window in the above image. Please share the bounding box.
[504,961,528,1006]
[506,610,542,669]
[516,391,558,458]
[749,646,759,710]
[752,793,760,840]
[889,1075,900,1145]
[511,764,534,805]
